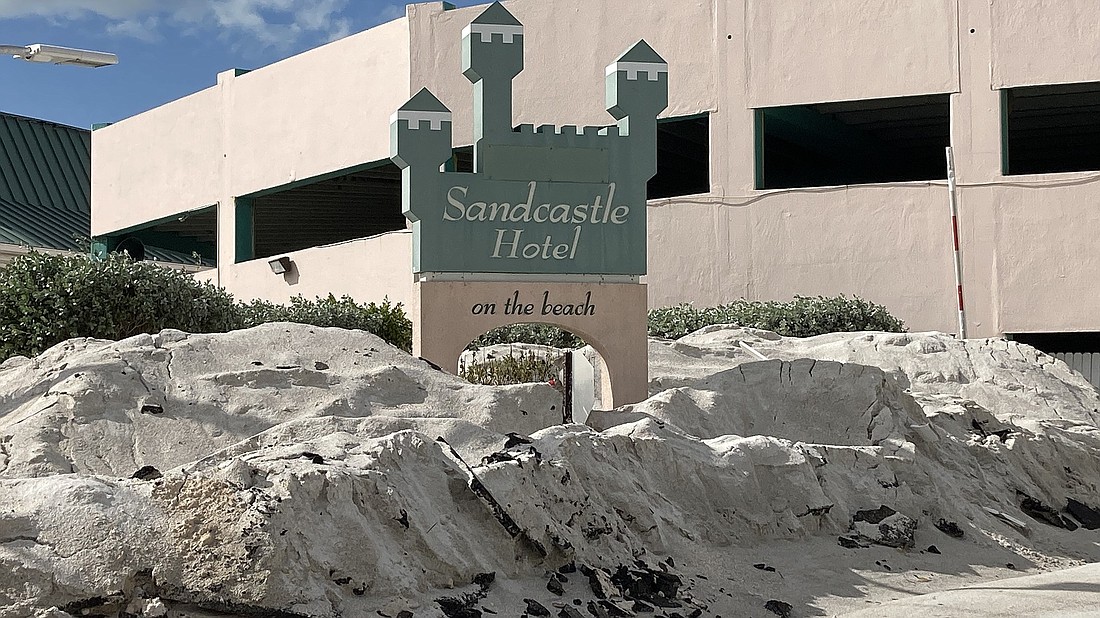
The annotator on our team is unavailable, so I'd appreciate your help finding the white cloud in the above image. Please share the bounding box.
[0,0,354,49]
[105,16,162,43]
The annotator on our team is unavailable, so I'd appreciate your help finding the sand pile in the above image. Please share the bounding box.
[2,324,1099,617]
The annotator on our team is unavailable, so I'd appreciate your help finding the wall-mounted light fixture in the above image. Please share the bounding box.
[268,256,292,274]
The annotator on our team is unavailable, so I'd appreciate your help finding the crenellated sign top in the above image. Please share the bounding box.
[390,1,668,277]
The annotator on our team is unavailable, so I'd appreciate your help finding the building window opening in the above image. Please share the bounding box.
[648,114,710,199]
[246,161,405,262]
[1002,82,1100,175]
[102,204,217,267]
[755,94,950,189]
[450,146,474,173]
[1010,331,1100,389]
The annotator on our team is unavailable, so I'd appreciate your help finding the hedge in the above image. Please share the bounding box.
[647,296,905,339]
[0,252,411,359]
[0,251,238,359]
[237,294,411,352]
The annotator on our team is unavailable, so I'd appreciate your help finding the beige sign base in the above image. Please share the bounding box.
[412,280,649,408]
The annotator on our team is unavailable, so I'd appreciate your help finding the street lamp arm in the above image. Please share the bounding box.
[0,45,31,56]
[1,43,117,68]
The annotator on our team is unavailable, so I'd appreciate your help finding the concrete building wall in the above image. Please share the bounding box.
[91,0,1100,337]
[745,0,959,107]
[226,17,411,198]
[91,88,223,235]
[991,0,1100,88]
[216,232,415,308]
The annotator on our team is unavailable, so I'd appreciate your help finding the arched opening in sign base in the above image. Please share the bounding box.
[458,324,607,424]
[413,281,649,409]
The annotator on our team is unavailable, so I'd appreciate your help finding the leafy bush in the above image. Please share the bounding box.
[648,296,905,339]
[460,350,561,386]
[0,251,238,359]
[237,294,412,352]
[470,323,583,350]
[0,252,413,360]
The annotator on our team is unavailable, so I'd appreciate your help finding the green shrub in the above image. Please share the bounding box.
[460,350,561,386]
[647,296,905,339]
[0,251,238,359]
[470,323,583,350]
[237,294,412,352]
[0,252,413,360]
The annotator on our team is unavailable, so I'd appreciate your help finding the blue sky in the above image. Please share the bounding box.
[0,0,483,129]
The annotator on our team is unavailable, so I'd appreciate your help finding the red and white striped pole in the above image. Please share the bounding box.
[946,147,967,339]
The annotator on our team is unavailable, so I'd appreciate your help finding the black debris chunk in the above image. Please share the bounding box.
[397,612,414,618]
[558,562,578,574]
[608,564,681,608]
[504,432,532,449]
[314,361,329,370]
[837,535,866,549]
[131,465,162,481]
[300,452,324,465]
[473,572,496,591]
[395,509,409,529]
[558,607,586,618]
[580,565,619,599]
[752,563,776,572]
[437,594,482,618]
[799,504,833,517]
[971,418,1011,441]
[547,574,564,596]
[524,598,552,616]
[764,600,793,618]
[935,519,965,538]
[1066,499,1100,530]
[585,601,610,618]
[481,452,516,466]
[1019,493,1077,530]
[419,356,444,371]
[139,403,163,415]
[852,505,896,524]
[927,545,941,554]
[851,505,915,548]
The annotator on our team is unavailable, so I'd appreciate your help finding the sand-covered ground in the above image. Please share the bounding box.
[2,323,1099,617]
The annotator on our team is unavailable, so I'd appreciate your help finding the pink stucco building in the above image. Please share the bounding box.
[92,0,1100,356]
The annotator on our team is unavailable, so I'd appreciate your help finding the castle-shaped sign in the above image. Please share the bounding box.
[390,2,668,276]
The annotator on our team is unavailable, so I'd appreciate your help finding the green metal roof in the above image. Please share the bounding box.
[0,112,90,251]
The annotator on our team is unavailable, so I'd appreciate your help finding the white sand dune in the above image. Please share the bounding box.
[2,323,1098,617]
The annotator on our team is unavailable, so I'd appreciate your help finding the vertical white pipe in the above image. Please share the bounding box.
[946,147,967,339]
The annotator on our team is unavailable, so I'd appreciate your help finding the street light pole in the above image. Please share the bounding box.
[1,43,117,68]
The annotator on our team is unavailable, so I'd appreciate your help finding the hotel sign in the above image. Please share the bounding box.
[390,2,668,276]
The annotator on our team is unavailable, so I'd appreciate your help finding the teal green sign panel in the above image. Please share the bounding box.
[390,2,668,275]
